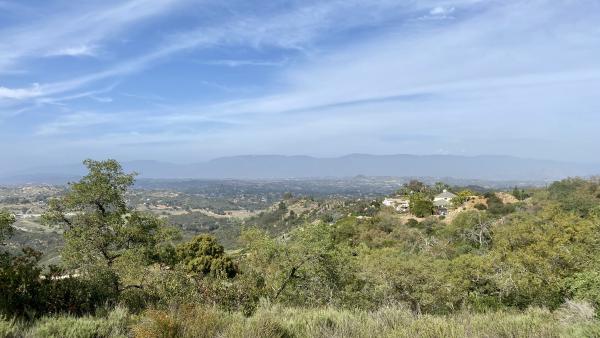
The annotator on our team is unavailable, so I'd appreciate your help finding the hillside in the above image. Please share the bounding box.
[3,160,600,338]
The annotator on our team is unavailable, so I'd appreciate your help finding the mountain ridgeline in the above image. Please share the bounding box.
[2,154,598,184]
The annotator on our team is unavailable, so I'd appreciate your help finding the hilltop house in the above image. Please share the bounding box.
[433,190,457,216]
[382,197,410,213]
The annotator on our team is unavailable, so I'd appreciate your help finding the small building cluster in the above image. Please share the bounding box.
[383,189,458,217]
[382,197,410,212]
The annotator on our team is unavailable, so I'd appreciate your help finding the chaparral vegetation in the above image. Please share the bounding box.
[2,160,600,337]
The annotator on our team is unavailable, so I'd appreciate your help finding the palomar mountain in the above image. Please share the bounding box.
[1,154,598,184]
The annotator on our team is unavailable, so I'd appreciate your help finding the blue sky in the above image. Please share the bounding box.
[0,0,599,171]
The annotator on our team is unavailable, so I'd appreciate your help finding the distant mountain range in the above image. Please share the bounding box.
[1,154,598,185]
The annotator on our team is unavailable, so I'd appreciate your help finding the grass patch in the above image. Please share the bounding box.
[131,301,600,338]
[2,302,599,337]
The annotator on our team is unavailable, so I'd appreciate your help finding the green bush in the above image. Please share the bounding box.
[405,218,419,227]
[409,194,433,218]
[0,249,44,319]
[474,203,487,210]
[41,268,118,316]
[176,235,238,278]
[567,271,600,312]
[484,193,515,215]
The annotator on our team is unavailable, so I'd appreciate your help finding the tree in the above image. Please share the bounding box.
[0,247,43,318]
[485,193,516,216]
[362,249,452,313]
[176,235,237,278]
[451,190,474,208]
[0,210,47,318]
[409,193,433,218]
[240,222,360,307]
[0,210,15,245]
[512,187,529,201]
[434,182,451,194]
[42,159,179,297]
[489,209,598,309]
[548,179,600,217]
[446,210,493,251]
[398,180,429,196]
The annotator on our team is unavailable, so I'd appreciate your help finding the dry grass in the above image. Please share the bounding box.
[2,301,599,337]
[131,301,600,338]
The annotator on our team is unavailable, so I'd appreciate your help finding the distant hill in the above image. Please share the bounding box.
[1,154,598,184]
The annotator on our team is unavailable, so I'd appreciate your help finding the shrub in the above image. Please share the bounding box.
[0,248,44,319]
[132,310,182,338]
[555,300,596,324]
[178,306,230,338]
[176,235,238,278]
[41,268,118,316]
[133,306,232,338]
[405,219,419,227]
[474,203,487,210]
[409,194,433,218]
[566,270,600,312]
[485,193,515,216]
[118,288,153,314]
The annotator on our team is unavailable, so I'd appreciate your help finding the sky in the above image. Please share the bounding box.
[0,0,599,172]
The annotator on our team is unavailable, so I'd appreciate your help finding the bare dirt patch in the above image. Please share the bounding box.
[495,192,519,204]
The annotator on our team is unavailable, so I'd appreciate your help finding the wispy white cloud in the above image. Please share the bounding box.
[212,0,600,117]
[37,84,118,104]
[35,111,115,136]
[45,44,98,57]
[422,5,456,20]
[0,0,184,72]
[430,6,454,15]
[2,0,600,168]
[57,0,597,161]
[0,0,481,105]
[90,96,113,103]
[197,59,288,67]
[0,84,42,100]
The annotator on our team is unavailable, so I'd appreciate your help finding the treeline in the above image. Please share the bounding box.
[1,160,600,337]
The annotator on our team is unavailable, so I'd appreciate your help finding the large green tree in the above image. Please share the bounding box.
[0,210,15,245]
[42,159,178,296]
[241,221,361,307]
[409,193,434,218]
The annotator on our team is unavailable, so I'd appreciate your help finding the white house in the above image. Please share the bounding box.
[434,190,457,204]
[382,197,410,213]
[433,190,457,215]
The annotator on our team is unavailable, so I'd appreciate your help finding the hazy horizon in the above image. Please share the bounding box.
[3,152,600,174]
[1,0,599,172]
[2,153,599,184]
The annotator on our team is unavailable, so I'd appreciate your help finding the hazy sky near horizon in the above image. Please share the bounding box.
[1,0,599,171]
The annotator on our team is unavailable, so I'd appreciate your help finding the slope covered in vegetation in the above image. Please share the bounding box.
[1,160,600,337]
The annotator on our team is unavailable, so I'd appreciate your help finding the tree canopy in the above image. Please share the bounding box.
[42,159,179,296]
